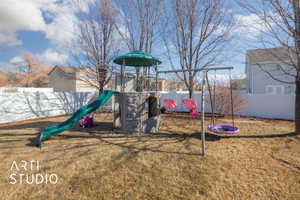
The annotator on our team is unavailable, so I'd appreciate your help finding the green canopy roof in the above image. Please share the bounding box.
[113,50,161,67]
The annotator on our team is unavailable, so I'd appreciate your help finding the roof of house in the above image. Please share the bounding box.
[246,47,294,65]
[48,66,80,76]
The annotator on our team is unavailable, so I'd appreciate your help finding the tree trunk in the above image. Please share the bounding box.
[188,87,194,99]
[294,0,300,133]
[99,84,104,93]
[295,77,300,133]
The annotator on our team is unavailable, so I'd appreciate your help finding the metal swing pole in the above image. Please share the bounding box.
[113,72,116,125]
[213,70,216,125]
[200,71,206,156]
[205,72,214,126]
[229,69,235,128]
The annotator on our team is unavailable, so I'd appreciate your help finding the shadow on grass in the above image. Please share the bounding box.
[1,118,299,156]
[54,130,201,156]
[272,155,300,172]
[202,131,299,141]
[0,118,113,146]
[25,126,300,155]
[0,121,56,130]
[69,122,113,132]
[24,121,114,147]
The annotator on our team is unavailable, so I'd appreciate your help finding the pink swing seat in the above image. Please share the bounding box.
[182,99,198,115]
[164,99,177,110]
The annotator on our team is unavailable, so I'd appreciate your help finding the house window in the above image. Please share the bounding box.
[286,85,295,95]
[265,85,284,95]
[275,64,281,71]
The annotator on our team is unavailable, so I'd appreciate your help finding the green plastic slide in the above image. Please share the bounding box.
[36,90,117,147]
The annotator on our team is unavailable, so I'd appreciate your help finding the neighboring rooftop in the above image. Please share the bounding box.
[246,47,295,65]
[48,66,80,75]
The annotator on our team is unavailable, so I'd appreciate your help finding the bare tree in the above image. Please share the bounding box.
[73,0,120,92]
[0,70,7,86]
[115,0,163,53]
[207,85,246,115]
[231,78,246,90]
[6,71,20,86]
[114,0,163,91]
[162,0,234,98]
[11,52,45,87]
[237,0,300,132]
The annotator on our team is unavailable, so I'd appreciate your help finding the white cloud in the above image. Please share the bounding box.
[0,0,47,46]
[0,32,22,46]
[9,49,68,66]
[38,48,68,65]
[9,56,23,64]
[234,14,271,39]
[44,13,78,47]
[0,0,94,46]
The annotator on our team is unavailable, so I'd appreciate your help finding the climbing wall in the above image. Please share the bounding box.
[113,92,160,133]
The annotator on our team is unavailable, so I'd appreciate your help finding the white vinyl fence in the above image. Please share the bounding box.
[0,87,54,93]
[237,94,295,120]
[159,91,295,120]
[0,91,295,124]
[0,91,106,123]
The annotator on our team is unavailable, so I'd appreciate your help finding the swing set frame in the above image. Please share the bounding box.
[156,66,236,156]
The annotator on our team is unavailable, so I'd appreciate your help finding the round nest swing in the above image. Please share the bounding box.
[208,124,239,134]
[205,70,240,135]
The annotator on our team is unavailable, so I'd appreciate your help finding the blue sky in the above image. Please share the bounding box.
[0,0,267,77]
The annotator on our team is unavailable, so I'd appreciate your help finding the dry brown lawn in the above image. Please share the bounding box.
[0,113,299,200]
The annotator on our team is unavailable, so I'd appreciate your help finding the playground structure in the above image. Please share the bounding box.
[35,51,162,146]
[36,50,239,156]
[112,51,161,133]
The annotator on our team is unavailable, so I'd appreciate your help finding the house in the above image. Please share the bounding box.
[245,47,296,95]
[48,66,78,92]
[48,66,81,92]
[48,66,135,92]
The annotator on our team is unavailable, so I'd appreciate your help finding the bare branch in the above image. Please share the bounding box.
[71,0,120,92]
[162,0,233,98]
